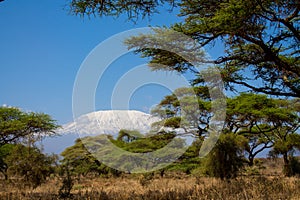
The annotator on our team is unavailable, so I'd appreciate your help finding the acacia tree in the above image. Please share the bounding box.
[0,106,60,181]
[153,91,300,170]
[226,93,278,166]
[69,0,178,20]
[61,138,104,176]
[267,98,300,176]
[69,0,299,98]
[151,86,212,139]
[226,94,300,173]
[5,144,57,188]
[60,138,121,176]
[0,106,60,146]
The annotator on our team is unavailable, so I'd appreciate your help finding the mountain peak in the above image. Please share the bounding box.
[60,110,160,136]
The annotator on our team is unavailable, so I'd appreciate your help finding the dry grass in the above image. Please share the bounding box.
[1,175,300,200]
[0,158,299,200]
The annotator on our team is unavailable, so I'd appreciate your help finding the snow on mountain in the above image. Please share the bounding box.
[59,110,160,136]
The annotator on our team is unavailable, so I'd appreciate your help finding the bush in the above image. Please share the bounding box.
[58,164,74,199]
[284,156,300,176]
[5,144,56,188]
[203,133,246,179]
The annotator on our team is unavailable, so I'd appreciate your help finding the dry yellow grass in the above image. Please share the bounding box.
[1,175,300,200]
[0,158,299,199]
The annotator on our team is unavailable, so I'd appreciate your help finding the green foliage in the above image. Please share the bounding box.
[167,139,202,174]
[0,144,14,179]
[285,156,300,176]
[5,144,57,188]
[117,129,143,143]
[273,134,300,156]
[226,93,300,168]
[69,0,177,20]
[58,163,74,199]
[271,133,300,176]
[151,86,212,138]
[203,133,247,179]
[0,106,60,145]
[95,0,300,98]
[76,130,186,173]
[187,0,299,97]
[61,138,114,176]
[112,130,179,153]
[0,107,59,185]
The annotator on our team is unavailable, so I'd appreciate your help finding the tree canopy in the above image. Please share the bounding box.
[69,0,178,20]
[0,106,60,145]
[151,88,300,175]
[4,144,57,187]
[0,106,60,184]
[60,138,115,176]
[151,86,211,138]
[226,93,300,168]
[70,0,300,98]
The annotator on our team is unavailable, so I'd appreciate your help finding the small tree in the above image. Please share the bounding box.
[5,144,57,188]
[117,129,144,143]
[0,144,14,180]
[226,93,277,166]
[270,133,300,176]
[58,162,74,199]
[61,138,113,176]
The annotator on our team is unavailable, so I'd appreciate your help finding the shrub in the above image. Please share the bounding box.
[203,133,246,179]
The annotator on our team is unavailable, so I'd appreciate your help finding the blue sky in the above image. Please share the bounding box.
[0,1,273,159]
[1,2,285,160]
[0,1,225,125]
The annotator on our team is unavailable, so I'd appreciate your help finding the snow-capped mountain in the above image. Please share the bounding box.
[59,110,160,136]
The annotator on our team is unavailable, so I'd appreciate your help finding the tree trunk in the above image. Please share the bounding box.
[0,169,8,180]
[283,153,292,176]
[3,172,8,180]
[248,156,254,167]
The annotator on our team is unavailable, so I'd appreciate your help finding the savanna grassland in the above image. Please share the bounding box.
[1,158,300,200]
[1,1,299,200]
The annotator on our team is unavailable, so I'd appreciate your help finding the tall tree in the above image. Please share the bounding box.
[70,0,299,97]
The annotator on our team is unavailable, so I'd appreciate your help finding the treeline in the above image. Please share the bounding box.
[60,91,300,180]
[1,90,299,190]
[148,88,300,178]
